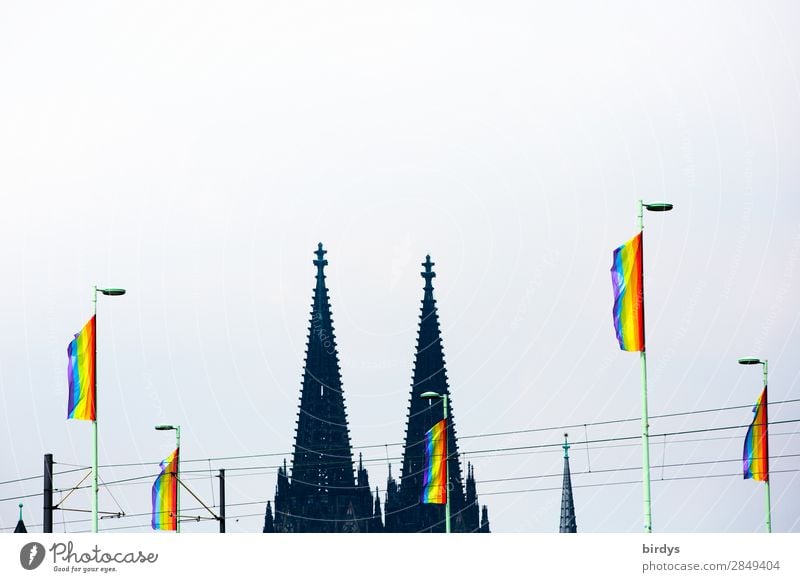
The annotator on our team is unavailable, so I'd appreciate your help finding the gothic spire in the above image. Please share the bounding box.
[480,505,490,533]
[395,255,470,532]
[465,462,480,532]
[559,433,577,533]
[372,486,384,532]
[262,501,274,533]
[290,242,355,495]
[269,243,378,532]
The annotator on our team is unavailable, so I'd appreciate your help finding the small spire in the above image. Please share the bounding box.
[387,462,392,480]
[263,500,275,533]
[359,452,363,471]
[313,242,328,276]
[560,433,577,533]
[13,503,27,534]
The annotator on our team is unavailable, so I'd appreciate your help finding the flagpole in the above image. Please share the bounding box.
[638,200,653,534]
[763,360,771,533]
[92,286,99,533]
[89,286,125,533]
[176,427,181,534]
[443,394,450,534]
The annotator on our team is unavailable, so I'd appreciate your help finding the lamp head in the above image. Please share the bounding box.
[420,391,442,400]
[738,358,763,366]
[155,425,176,431]
[644,202,674,212]
[99,288,126,296]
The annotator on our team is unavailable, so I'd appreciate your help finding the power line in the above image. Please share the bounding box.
[481,468,800,497]
[1,420,797,501]
[460,398,800,441]
[10,466,799,533]
[59,398,797,471]
[4,448,799,531]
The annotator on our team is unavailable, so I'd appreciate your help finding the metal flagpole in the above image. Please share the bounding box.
[176,426,181,534]
[443,394,450,534]
[637,201,653,534]
[763,360,771,533]
[90,285,125,533]
[92,286,99,533]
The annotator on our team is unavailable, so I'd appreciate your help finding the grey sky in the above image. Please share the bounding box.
[1,1,799,533]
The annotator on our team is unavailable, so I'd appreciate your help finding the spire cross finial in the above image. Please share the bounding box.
[313,242,328,274]
[421,254,436,285]
[563,433,570,459]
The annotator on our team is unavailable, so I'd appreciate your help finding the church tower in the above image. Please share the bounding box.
[385,255,489,532]
[268,243,377,532]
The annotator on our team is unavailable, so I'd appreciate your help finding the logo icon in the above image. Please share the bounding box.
[20,542,46,570]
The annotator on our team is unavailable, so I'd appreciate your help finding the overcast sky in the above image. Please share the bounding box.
[1,1,799,533]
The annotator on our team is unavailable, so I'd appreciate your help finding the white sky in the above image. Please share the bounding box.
[1,1,799,533]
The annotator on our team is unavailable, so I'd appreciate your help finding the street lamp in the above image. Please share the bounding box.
[155,424,181,532]
[738,357,770,533]
[420,391,450,533]
[637,200,673,534]
[91,285,126,533]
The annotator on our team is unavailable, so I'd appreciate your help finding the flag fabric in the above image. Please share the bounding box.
[421,419,447,504]
[67,316,96,421]
[151,448,179,530]
[611,232,645,352]
[743,387,769,481]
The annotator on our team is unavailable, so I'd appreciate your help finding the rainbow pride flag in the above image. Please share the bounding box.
[743,388,769,481]
[611,232,645,352]
[151,449,179,530]
[421,419,447,505]
[67,316,96,421]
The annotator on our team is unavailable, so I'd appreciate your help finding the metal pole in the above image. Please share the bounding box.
[640,350,652,533]
[219,469,226,533]
[443,394,450,534]
[763,360,771,533]
[637,200,653,533]
[43,453,53,533]
[176,426,181,534]
[92,286,98,533]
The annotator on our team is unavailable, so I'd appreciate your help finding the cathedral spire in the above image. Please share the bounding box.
[270,243,376,532]
[559,433,577,533]
[393,254,478,532]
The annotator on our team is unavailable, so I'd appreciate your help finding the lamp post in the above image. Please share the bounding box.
[420,391,449,533]
[738,357,771,533]
[155,424,181,532]
[637,200,672,534]
[92,286,126,533]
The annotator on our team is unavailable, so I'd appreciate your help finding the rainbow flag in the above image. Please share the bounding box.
[151,448,179,530]
[743,388,769,481]
[421,419,447,504]
[611,232,645,352]
[67,316,96,421]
